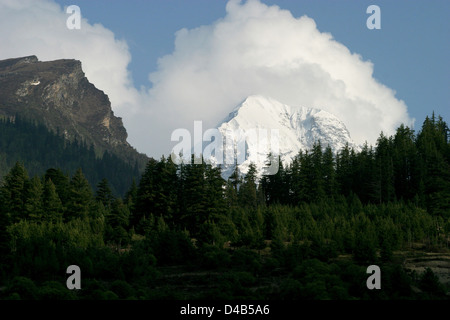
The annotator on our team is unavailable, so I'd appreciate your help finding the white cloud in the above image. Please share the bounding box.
[0,0,145,118]
[0,0,414,158]
[144,0,414,157]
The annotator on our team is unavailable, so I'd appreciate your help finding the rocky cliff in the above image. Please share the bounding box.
[0,55,147,169]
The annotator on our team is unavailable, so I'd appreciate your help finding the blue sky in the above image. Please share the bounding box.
[53,0,449,127]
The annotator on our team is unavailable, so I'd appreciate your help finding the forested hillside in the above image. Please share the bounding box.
[0,116,141,195]
[0,113,449,300]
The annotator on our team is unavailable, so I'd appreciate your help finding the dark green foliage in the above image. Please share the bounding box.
[149,229,196,265]
[4,277,39,300]
[260,155,288,205]
[198,244,231,270]
[66,168,94,220]
[0,116,140,196]
[0,113,449,300]
[104,198,131,248]
[238,163,258,209]
[42,178,64,223]
[96,178,115,208]
[0,162,29,223]
[110,280,135,299]
[418,268,447,298]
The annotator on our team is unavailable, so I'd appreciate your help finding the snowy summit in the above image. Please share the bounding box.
[214,95,359,179]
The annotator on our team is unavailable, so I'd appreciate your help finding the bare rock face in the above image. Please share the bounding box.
[0,55,147,169]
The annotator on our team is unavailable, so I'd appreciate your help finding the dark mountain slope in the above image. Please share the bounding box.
[0,55,148,170]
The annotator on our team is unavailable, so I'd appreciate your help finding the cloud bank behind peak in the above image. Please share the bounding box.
[0,0,414,158]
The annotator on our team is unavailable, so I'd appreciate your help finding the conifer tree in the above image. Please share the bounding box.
[204,163,226,220]
[44,168,70,205]
[372,133,395,203]
[311,142,325,201]
[66,168,93,220]
[24,176,44,221]
[106,198,131,248]
[153,156,178,225]
[336,144,358,198]
[124,179,138,207]
[392,124,417,201]
[415,115,450,216]
[133,158,158,231]
[261,155,286,205]
[96,178,115,209]
[42,178,63,222]
[297,150,314,203]
[225,159,241,208]
[0,162,29,222]
[238,163,258,209]
[352,143,376,203]
[181,155,208,235]
[289,152,302,205]
[322,145,337,199]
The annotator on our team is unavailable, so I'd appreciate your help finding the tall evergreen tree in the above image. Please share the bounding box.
[44,168,70,205]
[106,198,131,248]
[42,178,63,222]
[261,155,286,205]
[96,178,115,209]
[373,133,395,203]
[133,158,158,231]
[358,143,377,204]
[297,150,314,203]
[0,162,29,223]
[311,142,325,201]
[322,145,337,199]
[124,178,138,209]
[66,168,93,220]
[336,144,353,197]
[392,124,417,201]
[289,152,302,205]
[153,156,178,225]
[180,155,208,235]
[416,115,450,216]
[24,176,44,221]
[238,163,258,209]
[204,163,227,220]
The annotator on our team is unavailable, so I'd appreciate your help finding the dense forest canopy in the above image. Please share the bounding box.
[0,113,449,300]
[0,116,141,195]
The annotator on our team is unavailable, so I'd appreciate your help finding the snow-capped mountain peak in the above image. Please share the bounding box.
[209,95,358,179]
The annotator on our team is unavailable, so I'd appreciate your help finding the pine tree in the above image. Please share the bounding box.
[0,162,29,222]
[225,159,241,208]
[66,168,93,220]
[297,150,314,203]
[416,115,450,217]
[261,155,286,205]
[322,145,337,199]
[42,178,63,222]
[124,178,138,220]
[96,178,115,209]
[373,133,395,203]
[153,156,178,225]
[204,163,227,220]
[181,155,208,236]
[392,124,417,201]
[238,163,258,209]
[289,152,302,205]
[44,168,70,205]
[106,198,131,248]
[24,176,44,221]
[133,158,158,231]
[311,142,325,201]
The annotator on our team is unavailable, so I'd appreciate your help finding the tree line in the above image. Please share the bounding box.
[0,115,141,195]
[0,113,449,299]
